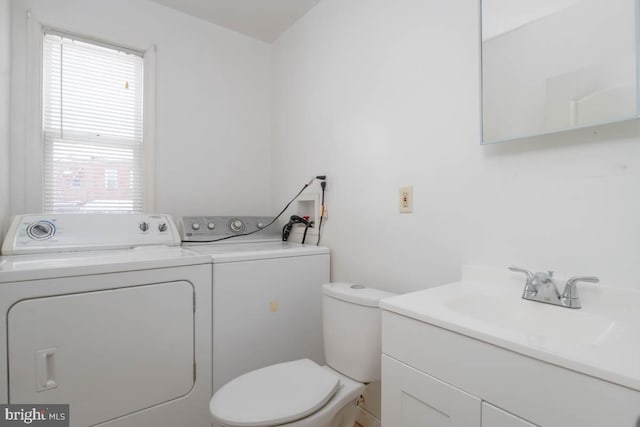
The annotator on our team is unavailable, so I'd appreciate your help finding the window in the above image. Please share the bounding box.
[42,31,145,213]
[104,169,118,190]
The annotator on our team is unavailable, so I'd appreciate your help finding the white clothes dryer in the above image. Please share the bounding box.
[179,216,330,391]
[0,214,212,427]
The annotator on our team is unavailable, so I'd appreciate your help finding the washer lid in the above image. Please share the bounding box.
[210,359,340,427]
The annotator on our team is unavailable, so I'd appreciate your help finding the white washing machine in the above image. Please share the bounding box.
[179,216,330,391]
[0,214,212,427]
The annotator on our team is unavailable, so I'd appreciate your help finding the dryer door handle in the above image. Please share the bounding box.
[36,347,58,392]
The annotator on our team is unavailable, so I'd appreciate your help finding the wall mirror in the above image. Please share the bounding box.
[481,0,640,143]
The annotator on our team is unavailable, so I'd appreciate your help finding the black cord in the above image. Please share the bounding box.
[183,180,315,243]
[316,181,326,245]
[282,222,293,241]
[283,215,313,242]
[301,222,312,244]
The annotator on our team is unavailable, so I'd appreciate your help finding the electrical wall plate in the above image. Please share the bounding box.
[399,186,413,214]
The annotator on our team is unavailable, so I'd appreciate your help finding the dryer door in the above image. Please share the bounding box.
[8,281,194,426]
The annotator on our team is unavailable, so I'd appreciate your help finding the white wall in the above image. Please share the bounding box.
[0,0,10,239]
[271,0,640,291]
[10,0,272,218]
[6,0,640,293]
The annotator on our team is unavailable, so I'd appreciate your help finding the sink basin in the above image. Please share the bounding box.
[380,265,640,392]
[445,292,619,345]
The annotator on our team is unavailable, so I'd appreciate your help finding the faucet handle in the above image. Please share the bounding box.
[561,276,600,309]
[566,276,600,285]
[508,265,533,280]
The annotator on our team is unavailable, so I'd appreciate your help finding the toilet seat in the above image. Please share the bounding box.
[210,359,341,427]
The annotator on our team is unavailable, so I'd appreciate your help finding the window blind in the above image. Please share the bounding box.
[42,32,145,213]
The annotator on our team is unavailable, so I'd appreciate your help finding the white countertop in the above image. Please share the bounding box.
[380,265,640,392]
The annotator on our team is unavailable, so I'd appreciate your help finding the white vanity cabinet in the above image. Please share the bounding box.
[382,355,481,426]
[381,310,640,427]
[382,355,533,427]
[482,403,536,427]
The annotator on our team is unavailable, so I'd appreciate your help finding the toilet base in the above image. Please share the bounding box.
[329,398,359,427]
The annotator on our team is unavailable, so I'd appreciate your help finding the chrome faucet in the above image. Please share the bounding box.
[509,266,599,309]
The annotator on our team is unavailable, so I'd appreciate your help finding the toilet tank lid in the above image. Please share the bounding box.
[322,282,396,307]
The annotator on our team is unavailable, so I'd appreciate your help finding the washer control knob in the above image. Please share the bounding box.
[207,222,216,230]
[257,222,265,229]
[229,219,244,233]
[158,223,168,232]
[192,223,201,231]
[139,222,149,232]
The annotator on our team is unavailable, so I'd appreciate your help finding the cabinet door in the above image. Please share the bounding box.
[382,355,481,426]
[482,403,536,427]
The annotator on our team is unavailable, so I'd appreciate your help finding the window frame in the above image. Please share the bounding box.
[22,18,156,213]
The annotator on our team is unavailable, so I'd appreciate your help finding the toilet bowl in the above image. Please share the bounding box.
[210,360,365,427]
[209,283,395,427]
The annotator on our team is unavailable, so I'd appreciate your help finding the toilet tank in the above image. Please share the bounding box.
[322,283,396,383]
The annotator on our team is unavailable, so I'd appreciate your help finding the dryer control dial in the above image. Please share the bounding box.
[26,220,56,240]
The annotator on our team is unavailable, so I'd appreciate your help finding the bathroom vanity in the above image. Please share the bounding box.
[380,266,640,427]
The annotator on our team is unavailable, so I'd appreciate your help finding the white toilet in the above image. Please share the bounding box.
[209,282,395,427]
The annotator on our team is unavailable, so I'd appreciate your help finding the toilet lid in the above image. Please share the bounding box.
[210,359,341,427]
